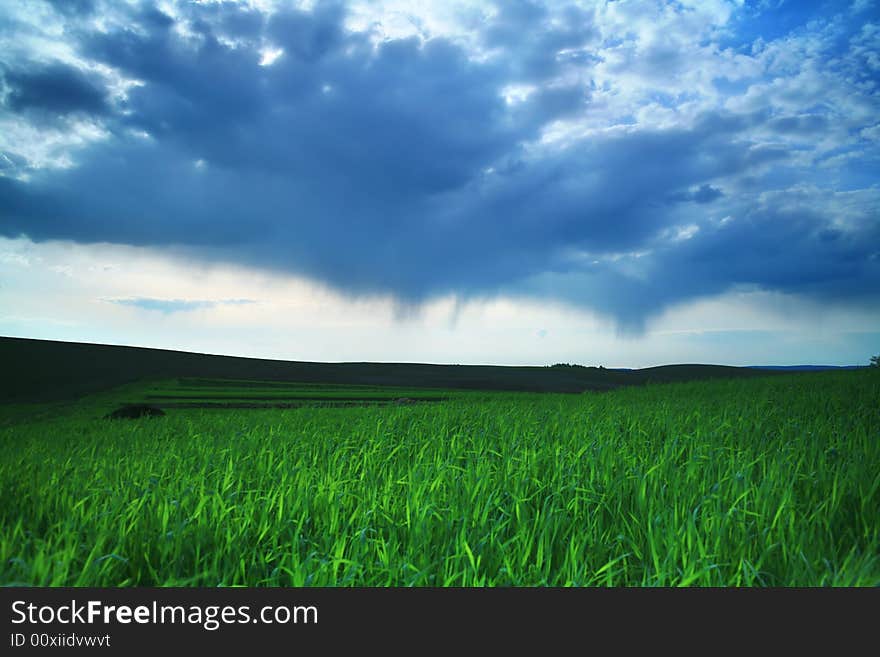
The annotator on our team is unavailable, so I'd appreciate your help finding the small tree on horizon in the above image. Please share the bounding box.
[871,354,880,368]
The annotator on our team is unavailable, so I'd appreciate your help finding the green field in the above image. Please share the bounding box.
[2,368,878,586]
[138,378,451,406]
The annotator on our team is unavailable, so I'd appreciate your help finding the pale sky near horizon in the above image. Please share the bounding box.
[1,1,878,367]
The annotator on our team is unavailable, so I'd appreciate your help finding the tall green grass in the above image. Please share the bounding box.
[1,371,878,586]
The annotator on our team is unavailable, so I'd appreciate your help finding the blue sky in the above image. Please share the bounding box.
[0,0,878,366]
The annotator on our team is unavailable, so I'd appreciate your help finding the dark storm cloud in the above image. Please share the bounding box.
[674,208,880,300]
[1,0,878,329]
[0,104,786,297]
[44,0,96,18]
[646,197,880,321]
[525,188,880,333]
[2,63,109,117]
[267,2,347,62]
[484,0,598,82]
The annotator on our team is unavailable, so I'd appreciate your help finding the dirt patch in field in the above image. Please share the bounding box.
[105,403,166,419]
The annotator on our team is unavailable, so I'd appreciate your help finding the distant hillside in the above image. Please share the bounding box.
[1,336,792,403]
[746,365,866,371]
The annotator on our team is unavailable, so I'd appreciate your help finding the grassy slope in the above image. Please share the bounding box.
[0,336,780,402]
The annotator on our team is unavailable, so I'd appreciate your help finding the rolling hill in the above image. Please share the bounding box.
[1,335,792,402]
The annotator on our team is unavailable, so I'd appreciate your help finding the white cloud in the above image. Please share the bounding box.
[344,0,494,47]
[0,116,110,175]
[1,236,876,366]
[258,47,284,66]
